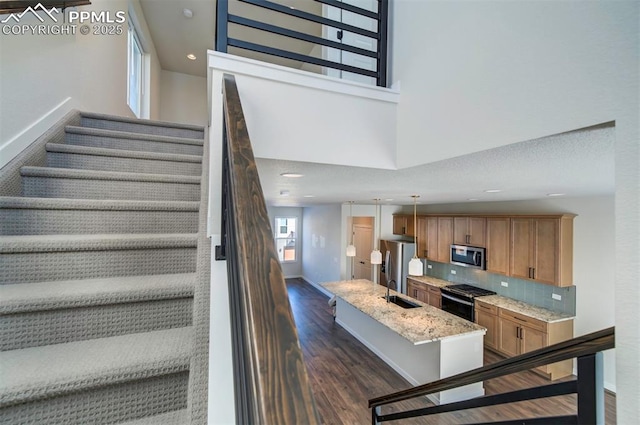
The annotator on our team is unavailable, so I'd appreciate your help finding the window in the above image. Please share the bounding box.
[127,24,144,118]
[275,217,297,262]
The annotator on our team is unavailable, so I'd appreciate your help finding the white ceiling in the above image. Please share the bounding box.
[138,2,615,209]
[257,123,615,207]
[139,0,321,78]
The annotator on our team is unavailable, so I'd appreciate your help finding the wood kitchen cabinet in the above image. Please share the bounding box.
[407,279,428,304]
[392,214,414,237]
[510,215,574,287]
[453,217,486,247]
[497,308,573,380]
[416,216,427,259]
[407,278,441,308]
[486,217,510,275]
[474,300,498,350]
[427,285,441,308]
[436,217,454,263]
[425,217,439,261]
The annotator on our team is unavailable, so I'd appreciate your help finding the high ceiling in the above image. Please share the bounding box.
[139,0,321,78]
[138,1,615,208]
[256,123,615,207]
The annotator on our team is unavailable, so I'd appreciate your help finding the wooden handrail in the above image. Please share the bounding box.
[369,326,614,408]
[221,73,319,424]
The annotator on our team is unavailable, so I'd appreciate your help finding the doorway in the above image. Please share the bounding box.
[350,217,374,280]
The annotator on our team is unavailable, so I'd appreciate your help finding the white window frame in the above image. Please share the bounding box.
[274,217,298,263]
[127,22,144,118]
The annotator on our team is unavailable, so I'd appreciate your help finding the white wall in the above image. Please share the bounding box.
[419,196,616,390]
[301,204,342,287]
[267,206,303,278]
[208,52,399,170]
[160,70,208,126]
[0,0,161,168]
[391,1,635,169]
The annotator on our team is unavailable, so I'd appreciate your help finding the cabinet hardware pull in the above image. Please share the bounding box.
[532,268,535,279]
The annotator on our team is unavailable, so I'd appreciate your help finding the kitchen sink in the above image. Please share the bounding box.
[381,295,421,309]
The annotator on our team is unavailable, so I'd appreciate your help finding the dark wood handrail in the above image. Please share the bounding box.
[221,73,319,424]
[369,326,614,408]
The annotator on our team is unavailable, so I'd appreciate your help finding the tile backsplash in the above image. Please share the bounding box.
[421,260,576,316]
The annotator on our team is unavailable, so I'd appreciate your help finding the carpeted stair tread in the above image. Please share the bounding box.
[65,126,205,146]
[80,113,204,140]
[0,327,192,408]
[46,143,202,163]
[20,166,201,184]
[0,273,196,314]
[80,112,205,133]
[0,197,199,211]
[117,409,188,425]
[0,233,198,254]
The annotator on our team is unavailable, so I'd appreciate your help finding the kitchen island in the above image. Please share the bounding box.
[323,279,486,405]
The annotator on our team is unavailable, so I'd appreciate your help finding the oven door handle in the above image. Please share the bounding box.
[441,292,474,306]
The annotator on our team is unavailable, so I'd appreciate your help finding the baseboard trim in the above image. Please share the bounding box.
[299,276,332,298]
[0,97,78,169]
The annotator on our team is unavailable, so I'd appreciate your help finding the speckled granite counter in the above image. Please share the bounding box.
[406,275,451,288]
[322,279,485,345]
[322,279,486,403]
[477,295,574,323]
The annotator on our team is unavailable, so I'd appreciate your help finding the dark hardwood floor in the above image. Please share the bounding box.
[286,278,616,425]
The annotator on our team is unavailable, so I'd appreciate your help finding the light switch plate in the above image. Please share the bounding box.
[501,281,509,287]
[427,264,432,269]
[552,293,562,301]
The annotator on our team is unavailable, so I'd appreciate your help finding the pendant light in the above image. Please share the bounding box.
[370,198,382,265]
[346,201,356,257]
[408,195,424,276]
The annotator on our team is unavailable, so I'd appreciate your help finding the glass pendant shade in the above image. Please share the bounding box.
[408,257,423,276]
[370,249,382,265]
[346,244,356,257]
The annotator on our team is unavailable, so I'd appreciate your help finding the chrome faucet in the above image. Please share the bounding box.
[386,279,396,303]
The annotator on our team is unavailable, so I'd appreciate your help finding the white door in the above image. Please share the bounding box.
[353,224,373,280]
[322,0,378,85]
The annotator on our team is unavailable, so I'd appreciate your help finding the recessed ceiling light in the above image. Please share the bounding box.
[280,190,290,196]
[385,198,394,202]
[484,189,502,193]
[468,198,479,201]
[303,195,315,198]
[187,54,196,61]
[183,8,193,18]
[280,172,304,178]
[547,193,565,197]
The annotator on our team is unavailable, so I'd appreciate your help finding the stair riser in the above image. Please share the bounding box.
[81,117,204,140]
[0,248,197,284]
[22,177,200,201]
[46,152,202,176]
[1,298,193,350]
[65,132,203,156]
[0,209,198,235]
[0,372,188,425]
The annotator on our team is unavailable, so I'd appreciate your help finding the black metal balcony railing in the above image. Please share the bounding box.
[216,0,389,87]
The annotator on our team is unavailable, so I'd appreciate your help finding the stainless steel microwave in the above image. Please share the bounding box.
[450,244,486,270]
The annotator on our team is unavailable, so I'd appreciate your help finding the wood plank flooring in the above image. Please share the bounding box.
[286,278,616,425]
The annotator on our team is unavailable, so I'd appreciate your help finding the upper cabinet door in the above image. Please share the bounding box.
[510,218,533,281]
[392,215,407,235]
[509,216,574,287]
[453,217,486,247]
[416,216,427,258]
[426,217,439,261]
[437,217,454,263]
[486,217,510,276]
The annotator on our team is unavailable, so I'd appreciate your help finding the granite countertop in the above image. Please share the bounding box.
[406,275,451,288]
[477,294,574,323]
[322,279,485,345]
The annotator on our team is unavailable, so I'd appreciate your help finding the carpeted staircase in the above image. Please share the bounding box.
[0,111,211,424]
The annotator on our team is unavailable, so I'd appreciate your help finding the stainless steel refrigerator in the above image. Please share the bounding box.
[379,239,416,295]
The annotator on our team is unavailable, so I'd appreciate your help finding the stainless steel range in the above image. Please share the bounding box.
[440,284,496,322]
